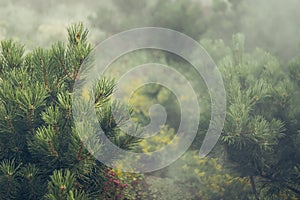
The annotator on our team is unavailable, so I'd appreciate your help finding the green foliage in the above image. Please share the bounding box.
[0,5,299,197]
[0,159,21,199]
[217,33,300,199]
[0,23,142,199]
[0,40,24,70]
[136,176,194,200]
[45,169,90,200]
[93,27,300,198]
[19,164,45,199]
[166,151,252,199]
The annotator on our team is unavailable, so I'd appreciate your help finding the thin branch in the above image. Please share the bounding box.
[250,176,260,200]
[260,174,300,196]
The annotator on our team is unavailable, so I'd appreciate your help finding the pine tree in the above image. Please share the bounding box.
[220,34,300,199]
[0,23,140,199]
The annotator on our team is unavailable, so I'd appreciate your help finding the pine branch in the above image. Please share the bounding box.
[250,176,260,200]
[260,174,300,196]
[77,141,91,161]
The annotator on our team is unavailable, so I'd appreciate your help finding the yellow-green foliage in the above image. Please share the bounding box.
[108,51,253,199]
[137,125,177,153]
[166,151,252,199]
[117,123,252,199]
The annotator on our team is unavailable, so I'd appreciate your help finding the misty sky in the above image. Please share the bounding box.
[0,0,299,59]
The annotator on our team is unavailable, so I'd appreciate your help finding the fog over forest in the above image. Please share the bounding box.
[1,0,300,60]
[0,0,300,199]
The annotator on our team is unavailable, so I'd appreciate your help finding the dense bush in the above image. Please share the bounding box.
[0,23,141,200]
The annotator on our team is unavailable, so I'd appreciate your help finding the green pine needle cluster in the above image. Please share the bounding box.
[0,22,140,200]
